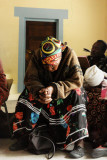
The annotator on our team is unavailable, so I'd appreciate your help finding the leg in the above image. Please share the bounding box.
[75,139,84,148]
[69,139,85,158]
[9,133,29,151]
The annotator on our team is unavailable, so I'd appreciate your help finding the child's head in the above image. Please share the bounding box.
[84,65,105,87]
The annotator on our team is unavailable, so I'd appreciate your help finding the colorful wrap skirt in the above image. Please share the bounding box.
[13,87,88,150]
[86,87,107,146]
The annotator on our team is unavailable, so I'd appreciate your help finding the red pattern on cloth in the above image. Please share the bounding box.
[75,88,81,95]
[15,112,23,120]
[0,60,9,108]
[86,87,107,145]
[13,122,18,131]
[42,52,61,65]
[67,105,72,111]
[66,125,70,137]
[49,106,56,115]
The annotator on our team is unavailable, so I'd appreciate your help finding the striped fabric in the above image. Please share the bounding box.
[12,87,88,150]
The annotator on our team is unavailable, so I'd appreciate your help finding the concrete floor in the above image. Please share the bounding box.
[0,138,107,160]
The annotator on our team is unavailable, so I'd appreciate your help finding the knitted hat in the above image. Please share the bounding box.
[84,65,105,86]
[40,36,62,65]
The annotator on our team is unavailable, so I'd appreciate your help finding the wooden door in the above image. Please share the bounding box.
[26,21,56,68]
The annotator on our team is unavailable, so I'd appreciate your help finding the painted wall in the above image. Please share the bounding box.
[0,0,107,95]
[69,0,107,55]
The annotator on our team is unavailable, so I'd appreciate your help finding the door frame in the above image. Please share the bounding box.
[14,7,68,92]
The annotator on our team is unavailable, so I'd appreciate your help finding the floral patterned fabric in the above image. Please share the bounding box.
[86,87,107,147]
[13,87,88,150]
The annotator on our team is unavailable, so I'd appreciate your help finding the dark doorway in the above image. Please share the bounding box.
[26,21,56,68]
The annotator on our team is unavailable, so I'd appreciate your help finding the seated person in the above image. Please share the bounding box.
[9,36,88,159]
[84,65,107,158]
[0,60,9,109]
[87,40,107,72]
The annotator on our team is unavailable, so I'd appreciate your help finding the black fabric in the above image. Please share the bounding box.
[0,110,14,138]
[9,134,29,151]
[87,55,107,72]
[28,125,55,159]
[12,87,88,149]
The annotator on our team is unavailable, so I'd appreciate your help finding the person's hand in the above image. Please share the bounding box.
[38,86,54,104]
[102,79,107,87]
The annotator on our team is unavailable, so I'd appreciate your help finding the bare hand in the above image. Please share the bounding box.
[102,79,107,87]
[38,97,52,104]
[38,86,54,104]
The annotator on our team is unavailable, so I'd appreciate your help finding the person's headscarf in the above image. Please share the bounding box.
[40,37,62,65]
[84,65,107,86]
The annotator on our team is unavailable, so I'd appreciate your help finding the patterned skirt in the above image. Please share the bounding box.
[13,87,88,150]
[86,87,107,146]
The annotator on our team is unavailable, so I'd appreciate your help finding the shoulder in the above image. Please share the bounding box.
[62,47,77,58]
[87,55,92,60]
[33,49,41,58]
[31,49,41,63]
